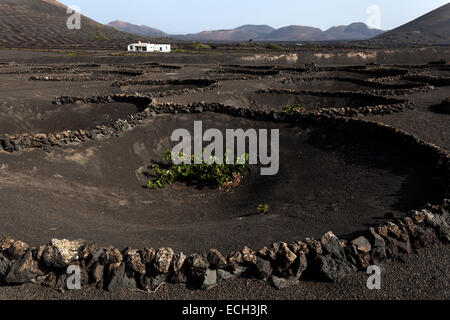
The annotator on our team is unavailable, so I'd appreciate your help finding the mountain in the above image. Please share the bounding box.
[0,0,143,49]
[42,0,66,8]
[263,25,334,41]
[170,23,383,42]
[177,25,275,41]
[106,20,168,38]
[374,3,450,45]
[325,22,384,40]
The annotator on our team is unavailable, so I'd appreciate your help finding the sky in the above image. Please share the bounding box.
[58,0,449,34]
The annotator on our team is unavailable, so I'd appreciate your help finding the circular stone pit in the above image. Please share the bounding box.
[0,98,147,136]
[0,112,443,255]
[280,77,433,95]
[252,89,411,114]
[112,79,219,98]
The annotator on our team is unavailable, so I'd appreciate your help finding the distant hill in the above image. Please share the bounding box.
[263,25,334,41]
[169,23,383,42]
[374,3,450,45]
[0,0,145,49]
[106,20,168,38]
[325,22,384,40]
[177,25,275,41]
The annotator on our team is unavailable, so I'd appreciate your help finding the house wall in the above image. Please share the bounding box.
[154,44,171,52]
[127,44,171,53]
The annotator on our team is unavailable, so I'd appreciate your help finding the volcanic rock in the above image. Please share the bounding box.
[187,254,209,279]
[42,239,84,268]
[171,252,187,273]
[0,254,11,282]
[154,248,175,274]
[207,249,227,269]
[90,262,104,284]
[139,248,156,265]
[227,251,245,269]
[106,263,136,291]
[201,268,218,290]
[304,238,323,261]
[351,236,372,253]
[320,231,346,260]
[0,238,29,260]
[125,250,146,275]
[241,246,257,265]
[422,209,450,243]
[78,243,97,262]
[258,246,277,261]
[316,254,353,282]
[366,228,387,264]
[5,250,45,284]
[255,257,273,280]
[217,269,235,282]
[0,136,13,152]
[98,247,123,265]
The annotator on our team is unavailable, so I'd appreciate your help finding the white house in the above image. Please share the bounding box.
[127,41,171,53]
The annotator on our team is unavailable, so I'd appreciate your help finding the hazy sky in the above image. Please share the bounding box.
[58,0,449,34]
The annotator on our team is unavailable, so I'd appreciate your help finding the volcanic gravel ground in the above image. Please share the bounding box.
[0,113,438,254]
[368,86,450,150]
[0,79,120,134]
[0,49,449,300]
[156,78,405,111]
[0,243,448,300]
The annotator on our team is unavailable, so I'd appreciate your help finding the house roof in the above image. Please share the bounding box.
[128,42,170,46]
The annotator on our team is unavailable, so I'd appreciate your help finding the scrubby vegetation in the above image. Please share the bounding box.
[89,31,110,41]
[147,150,249,189]
[283,104,307,113]
[257,203,270,214]
[265,43,284,51]
[190,42,213,50]
[173,49,190,54]
[110,51,148,56]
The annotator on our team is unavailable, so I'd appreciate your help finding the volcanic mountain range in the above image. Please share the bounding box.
[107,21,385,42]
[0,0,140,48]
[0,0,448,48]
[373,3,450,45]
[107,3,450,43]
